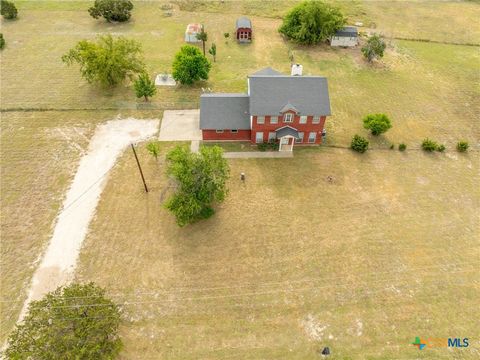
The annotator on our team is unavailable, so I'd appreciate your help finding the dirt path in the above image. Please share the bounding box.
[18,118,159,321]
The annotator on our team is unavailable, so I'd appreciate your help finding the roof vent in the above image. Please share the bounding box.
[291,63,303,76]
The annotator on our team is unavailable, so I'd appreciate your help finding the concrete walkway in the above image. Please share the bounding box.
[224,151,293,158]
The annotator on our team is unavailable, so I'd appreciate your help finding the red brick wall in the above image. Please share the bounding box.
[251,112,327,144]
[202,129,251,141]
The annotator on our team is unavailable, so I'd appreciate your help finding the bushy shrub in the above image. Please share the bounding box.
[398,143,407,151]
[88,0,133,22]
[1,0,17,19]
[257,142,268,151]
[389,143,394,149]
[361,34,386,62]
[351,135,369,153]
[436,144,446,152]
[363,113,392,135]
[456,141,469,152]
[421,138,437,152]
[146,141,160,159]
[0,33,5,50]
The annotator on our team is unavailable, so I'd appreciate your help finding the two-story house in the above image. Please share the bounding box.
[199,66,331,151]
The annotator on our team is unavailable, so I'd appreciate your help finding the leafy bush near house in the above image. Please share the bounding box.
[351,135,369,153]
[398,143,407,151]
[172,45,211,85]
[146,141,160,159]
[361,34,386,62]
[0,33,5,50]
[421,138,438,152]
[4,283,122,359]
[362,113,392,135]
[279,1,346,45]
[257,142,269,151]
[436,144,446,152]
[1,0,17,19]
[456,141,469,152]
[88,0,133,22]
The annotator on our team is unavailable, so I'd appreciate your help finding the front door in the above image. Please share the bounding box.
[281,137,289,145]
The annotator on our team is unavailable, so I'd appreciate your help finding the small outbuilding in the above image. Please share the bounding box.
[185,23,202,43]
[236,17,252,43]
[330,26,358,47]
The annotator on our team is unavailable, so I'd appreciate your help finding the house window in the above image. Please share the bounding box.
[216,130,224,133]
[255,132,264,143]
[296,132,304,143]
[268,132,276,142]
[300,115,308,124]
[313,116,320,124]
[283,113,293,123]
[257,116,265,124]
[308,132,316,143]
[231,129,238,133]
[270,116,278,124]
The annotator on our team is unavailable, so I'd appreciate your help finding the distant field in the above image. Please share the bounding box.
[1,0,479,357]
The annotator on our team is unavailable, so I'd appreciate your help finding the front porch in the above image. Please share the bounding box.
[276,126,300,152]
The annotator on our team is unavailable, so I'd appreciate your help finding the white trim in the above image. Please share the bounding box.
[275,125,298,131]
[270,116,278,124]
[299,115,308,124]
[313,115,321,124]
[216,130,224,133]
[283,113,293,123]
[255,132,264,143]
[308,132,316,143]
[257,116,265,124]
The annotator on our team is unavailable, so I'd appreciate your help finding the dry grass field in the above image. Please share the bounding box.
[1,0,479,358]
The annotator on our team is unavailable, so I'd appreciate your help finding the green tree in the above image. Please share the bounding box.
[351,134,369,153]
[134,73,156,101]
[164,145,230,226]
[279,1,346,45]
[208,43,217,62]
[5,283,122,359]
[88,0,133,22]
[223,32,230,43]
[172,45,211,85]
[62,34,145,87]
[196,25,208,56]
[1,0,18,19]
[362,113,392,135]
[361,34,386,62]
[0,33,5,50]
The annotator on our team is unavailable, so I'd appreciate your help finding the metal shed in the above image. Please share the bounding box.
[330,26,358,47]
[185,23,202,43]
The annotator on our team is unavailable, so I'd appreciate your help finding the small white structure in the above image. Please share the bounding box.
[155,74,176,86]
[291,63,303,76]
[185,23,202,43]
[331,26,358,47]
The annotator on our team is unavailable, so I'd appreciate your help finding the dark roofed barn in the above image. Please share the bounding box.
[236,17,252,43]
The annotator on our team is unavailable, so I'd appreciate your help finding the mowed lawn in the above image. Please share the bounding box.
[75,144,479,359]
[0,0,479,358]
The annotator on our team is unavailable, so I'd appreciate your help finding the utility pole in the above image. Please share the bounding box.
[131,143,148,193]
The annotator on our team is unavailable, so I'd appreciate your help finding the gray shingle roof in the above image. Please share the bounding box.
[200,94,250,130]
[250,67,283,76]
[335,26,358,37]
[236,17,252,29]
[248,71,331,116]
[276,126,300,139]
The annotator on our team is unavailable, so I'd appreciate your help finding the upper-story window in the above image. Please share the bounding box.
[300,115,308,124]
[283,113,293,123]
[257,116,265,124]
[313,116,321,124]
[270,116,278,124]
